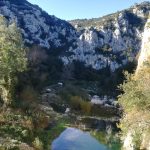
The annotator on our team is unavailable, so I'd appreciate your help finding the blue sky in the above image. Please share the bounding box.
[28,0,148,20]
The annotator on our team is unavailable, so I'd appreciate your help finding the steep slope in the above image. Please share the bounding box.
[0,0,77,49]
[0,1,149,73]
[119,18,150,150]
[136,18,150,72]
[64,2,150,71]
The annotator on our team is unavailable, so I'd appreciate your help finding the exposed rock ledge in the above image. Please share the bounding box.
[136,18,150,73]
[123,17,150,150]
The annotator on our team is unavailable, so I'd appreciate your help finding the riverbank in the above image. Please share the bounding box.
[0,102,122,150]
[0,106,66,150]
[0,80,122,150]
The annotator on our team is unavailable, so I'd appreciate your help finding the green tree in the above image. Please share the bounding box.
[118,62,150,148]
[0,16,27,105]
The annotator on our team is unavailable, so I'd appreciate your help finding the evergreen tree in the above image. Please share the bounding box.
[0,16,27,105]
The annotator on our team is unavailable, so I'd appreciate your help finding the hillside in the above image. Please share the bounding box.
[119,18,150,150]
[0,0,77,49]
[70,2,149,29]
[0,0,150,150]
[0,1,149,72]
[66,1,150,71]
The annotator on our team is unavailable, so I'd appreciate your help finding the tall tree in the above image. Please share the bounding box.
[0,16,27,105]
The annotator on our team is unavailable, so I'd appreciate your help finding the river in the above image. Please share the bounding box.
[52,127,121,150]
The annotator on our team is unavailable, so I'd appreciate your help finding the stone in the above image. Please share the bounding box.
[91,95,104,105]
[136,18,150,73]
[123,132,134,150]
[65,108,70,113]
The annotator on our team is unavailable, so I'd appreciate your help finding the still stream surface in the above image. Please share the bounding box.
[52,128,109,150]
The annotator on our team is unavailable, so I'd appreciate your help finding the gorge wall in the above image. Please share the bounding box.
[136,18,150,73]
[123,18,150,150]
[63,2,150,71]
[0,0,150,72]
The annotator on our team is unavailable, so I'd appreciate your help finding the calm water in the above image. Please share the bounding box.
[52,128,109,150]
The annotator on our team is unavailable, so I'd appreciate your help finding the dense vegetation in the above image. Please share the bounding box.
[72,60,136,97]
[1,2,148,148]
[0,17,66,150]
[118,59,150,149]
[0,16,27,106]
[0,15,122,149]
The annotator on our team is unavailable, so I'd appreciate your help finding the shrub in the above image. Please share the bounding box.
[59,84,89,102]
[125,11,144,27]
[70,96,92,115]
[0,16,27,105]
[70,96,82,110]
[19,86,38,104]
[118,61,150,148]
[80,100,91,115]
[32,137,43,150]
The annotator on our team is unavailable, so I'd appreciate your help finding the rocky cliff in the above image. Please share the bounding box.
[0,0,77,49]
[66,2,150,71]
[0,0,150,72]
[136,18,150,73]
[122,18,150,150]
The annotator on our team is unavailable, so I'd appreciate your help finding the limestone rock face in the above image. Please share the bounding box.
[0,1,150,72]
[123,132,134,150]
[123,16,150,150]
[0,0,77,49]
[65,2,150,71]
[137,18,150,73]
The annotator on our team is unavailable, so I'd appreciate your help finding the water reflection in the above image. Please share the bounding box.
[52,128,108,150]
